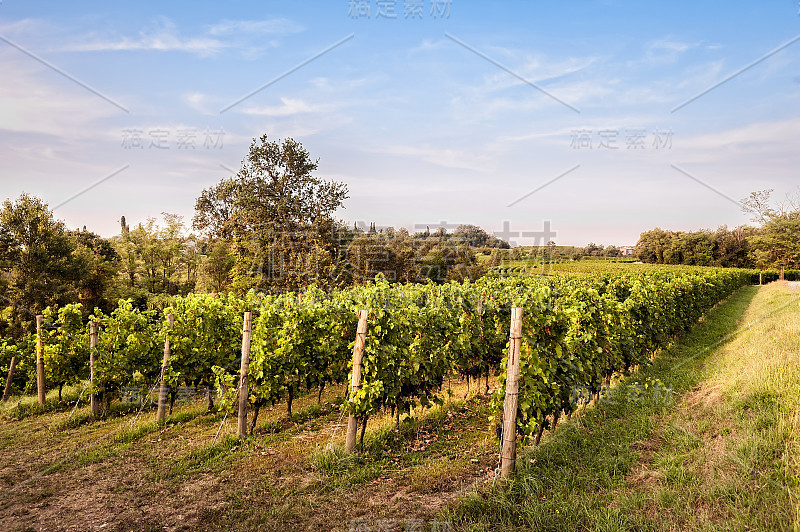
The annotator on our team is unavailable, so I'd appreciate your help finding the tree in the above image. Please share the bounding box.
[742,189,800,271]
[109,213,196,306]
[192,178,238,240]
[714,225,752,268]
[741,190,774,224]
[452,224,509,248]
[0,194,77,336]
[199,239,235,293]
[70,229,120,313]
[635,228,673,264]
[585,242,601,256]
[194,135,350,294]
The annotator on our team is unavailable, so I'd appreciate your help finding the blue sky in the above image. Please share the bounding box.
[1,1,798,246]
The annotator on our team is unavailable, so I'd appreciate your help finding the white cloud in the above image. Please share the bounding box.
[641,38,696,65]
[674,59,725,91]
[181,92,226,115]
[0,18,55,36]
[472,51,599,95]
[680,117,800,162]
[0,51,119,139]
[370,143,495,173]
[239,97,320,117]
[207,18,303,36]
[64,18,227,57]
[4,16,304,59]
[409,38,449,54]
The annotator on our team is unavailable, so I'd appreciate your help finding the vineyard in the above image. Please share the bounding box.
[2,267,758,452]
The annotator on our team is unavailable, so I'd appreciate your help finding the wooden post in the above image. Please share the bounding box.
[36,315,45,405]
[237,312,253,438]
[780,266,785,281]
[345,310,369,453]
[759,272,762,285]
[89,321,99,417]
[156,314,174,422]
[500,307,523,478]
[3,355,17,401]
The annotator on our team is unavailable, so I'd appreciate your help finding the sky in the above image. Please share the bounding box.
[0,1,798,247]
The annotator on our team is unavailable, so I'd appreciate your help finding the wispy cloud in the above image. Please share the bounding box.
[59,16,305,58]
[238,97,321,117]
[207,18,303,36]
[372,143,495,173]
[0,54,119,138]
[468,49,598,95]
[675,117,800,172]
[64,18,227,57]
[641,37,697,65]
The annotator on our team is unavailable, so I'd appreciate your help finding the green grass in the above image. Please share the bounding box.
[0,382,87,420]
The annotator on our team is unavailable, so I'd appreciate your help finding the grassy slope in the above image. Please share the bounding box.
[445,282,800,531]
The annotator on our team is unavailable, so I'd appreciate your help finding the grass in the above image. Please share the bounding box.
[0,364,497,531]
[0,382,87,420]
[444,282,800,531]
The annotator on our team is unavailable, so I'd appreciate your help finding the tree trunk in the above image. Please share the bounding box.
[463,375,469,399]
[169,389,176,415]
[250,401,262,434]
[317,382,325,405]
[206,385,214,412]
[484,371,489,395]
[551,411,560,434]
[359,415,369,449]
[534,423,546,446]
[2,356,17,401]
[58,383,63,402]
[394,401,400,430]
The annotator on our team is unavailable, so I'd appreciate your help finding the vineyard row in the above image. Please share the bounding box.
[1,269,756,457]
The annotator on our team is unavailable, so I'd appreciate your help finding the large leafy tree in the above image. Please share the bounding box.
[742,189,800,270]
[70,229,120,313]
[199,239,235,293]
[634,228,672,263]
[0,194,78,335]
[194,135,349,294]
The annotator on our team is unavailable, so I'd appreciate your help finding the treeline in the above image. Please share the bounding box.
[0,194,120,338]
[634,226,752,267]
[634,190,800,271]
[0,136,510,337]
[0,194,217,337]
